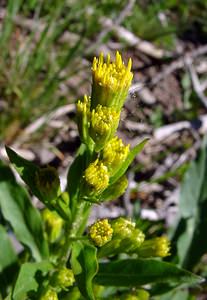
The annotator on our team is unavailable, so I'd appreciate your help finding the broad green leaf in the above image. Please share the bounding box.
[12,261,52,300]
[110,138,149,185]
[0,162,48,261]
[71,241,98,300]
[0,225,17,273]
[95,259,202,288]
[171,136,207,269]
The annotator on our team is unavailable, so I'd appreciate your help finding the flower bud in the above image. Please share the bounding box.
[89,105,120,151]
[76,95,92,145]
[111,217,136,239]
[98,218,145,257]
[83,159,109,196]
[35,166,60,204]
[40,289,58,300]
[89,219,113,247]
[102,136,130,175]
[52,267,75,290]
[42,208,63,243]
[91,52,133,111]
[137,236,171,258]
[101,175,128,202]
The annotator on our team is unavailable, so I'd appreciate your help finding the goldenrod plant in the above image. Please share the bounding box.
[0,52,203,300]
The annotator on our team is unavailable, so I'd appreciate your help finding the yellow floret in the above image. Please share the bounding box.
[89,219,113,247]
[91,51,133,110]
[89,105,120,150]
[138,236,171,258]
[84,159,109,195]
[102,136,130,175]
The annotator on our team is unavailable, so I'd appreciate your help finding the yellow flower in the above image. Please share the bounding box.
[89,105,120,150]
[102,136,130,175]
[137,236,171,258]
[83,159,109,196]
[89,219,113,247]
[91,51,133,111]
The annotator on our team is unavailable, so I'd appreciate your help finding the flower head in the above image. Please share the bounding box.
[89,105,120,150]
[89,219,113,247]
[83,159,109,196]
[102,136,130,175]
[91,52,133,111]
[52,267,75,290]
[137,236,171,258]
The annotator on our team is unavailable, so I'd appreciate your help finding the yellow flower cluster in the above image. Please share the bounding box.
[102,136,130,175]
[84,159,109,195]
[90,105,120,150]
[91,52,133,110]
[89,219,113,247]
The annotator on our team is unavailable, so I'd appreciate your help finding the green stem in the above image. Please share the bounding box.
[59,201,91,265]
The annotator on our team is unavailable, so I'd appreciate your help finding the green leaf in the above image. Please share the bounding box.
[95,259,202,288]
[12,261,52,300]
[0,162,48,261]
[5,147,42,201]
[171,136,207,269]
[71,241,98,300]
[110,138,149,185]
[0,225,17,273]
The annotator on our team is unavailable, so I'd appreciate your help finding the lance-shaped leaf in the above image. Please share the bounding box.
[95,259,203,289]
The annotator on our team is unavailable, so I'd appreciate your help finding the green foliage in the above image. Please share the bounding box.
[12,261,52,300]
[0,161,48,261]
[170,137,207,270]
[0,225,17,273]
[95,259,202,289]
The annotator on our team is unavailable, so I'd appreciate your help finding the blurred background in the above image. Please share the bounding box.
[0,1,207,298]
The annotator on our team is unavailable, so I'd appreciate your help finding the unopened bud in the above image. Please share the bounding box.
[40,288,58,300]
[89,219,113,247]
[52,267,75,290]
[76,95,92,145]
[137,236,171,258]
[42,209,63,243]
[101,176,128,202]
[35,166,60,204]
